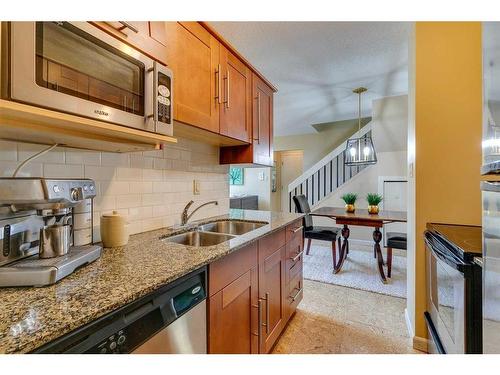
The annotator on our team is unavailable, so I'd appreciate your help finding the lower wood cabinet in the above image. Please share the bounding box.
[207,219,304,354]
[258,245,286,353]
[208,267,259,354]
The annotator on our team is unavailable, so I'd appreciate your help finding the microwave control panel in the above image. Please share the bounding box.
[157,72,172,125]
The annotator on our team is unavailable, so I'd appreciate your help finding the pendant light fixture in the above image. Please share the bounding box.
[344,87,377,166]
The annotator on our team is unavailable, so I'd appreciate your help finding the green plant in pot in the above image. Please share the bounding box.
[341,193,357,213]
[366,193,383,214]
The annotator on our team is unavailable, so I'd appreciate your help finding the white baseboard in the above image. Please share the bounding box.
[404,308,414,337]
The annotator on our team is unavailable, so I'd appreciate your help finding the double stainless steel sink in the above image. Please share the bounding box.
[164,220,267,247]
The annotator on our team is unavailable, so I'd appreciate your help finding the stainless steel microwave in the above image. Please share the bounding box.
[1,22,173,135]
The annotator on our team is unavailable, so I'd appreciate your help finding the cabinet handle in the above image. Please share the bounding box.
[215,64,222,104]
[119,21,139,33]
[290,226,303,234]
[289,287,302,302]
[253,92,261,144]
[264,292,270,334]
[251,300,262,341]
[257,299,263,342]
[225,69,230,108]
[290,251,303,263]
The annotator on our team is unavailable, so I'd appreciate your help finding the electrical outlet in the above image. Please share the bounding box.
[193,180,200,195]
[258,172,264,181]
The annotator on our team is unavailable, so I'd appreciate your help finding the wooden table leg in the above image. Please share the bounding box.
[334,225,349,274]
[373,227,387,284]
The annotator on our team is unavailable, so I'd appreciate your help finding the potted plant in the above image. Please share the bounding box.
[341,193,357,213]
[366,193,383,214]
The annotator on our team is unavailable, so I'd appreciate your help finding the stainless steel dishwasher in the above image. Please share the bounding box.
[35,267,207,354]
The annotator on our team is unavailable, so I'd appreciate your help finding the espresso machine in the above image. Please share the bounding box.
[0,177,102,287]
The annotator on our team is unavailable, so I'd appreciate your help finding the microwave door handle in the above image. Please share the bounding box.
[146,62,158,132]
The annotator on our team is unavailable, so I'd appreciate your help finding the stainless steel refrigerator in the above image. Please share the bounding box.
[482,22,500,354]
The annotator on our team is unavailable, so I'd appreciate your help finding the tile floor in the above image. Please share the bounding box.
[273,279,424,354]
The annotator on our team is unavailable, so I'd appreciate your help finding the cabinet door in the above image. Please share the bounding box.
[208,268,259,354]
[258,246,286,353]
[91,22,168,64]
[219,46,251,142]
[163,22,220,133]
[252,74,274,166]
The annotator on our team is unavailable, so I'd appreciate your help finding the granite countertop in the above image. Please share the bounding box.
[0,209,303,354]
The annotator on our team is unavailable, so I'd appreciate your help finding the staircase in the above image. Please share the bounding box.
[287,123,373,212]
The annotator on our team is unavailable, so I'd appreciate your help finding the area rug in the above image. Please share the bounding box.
[303,243,407,298]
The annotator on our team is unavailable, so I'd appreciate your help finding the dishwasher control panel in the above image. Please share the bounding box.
[94,331,127,354]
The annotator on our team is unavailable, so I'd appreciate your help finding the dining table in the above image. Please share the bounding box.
[310,206,407,284]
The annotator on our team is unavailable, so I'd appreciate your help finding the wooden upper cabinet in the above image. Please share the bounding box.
[91,22,168,65]
[163,22,220,133]
[219,73,274,166]
[219,45,251,143]
[252,73,274,166]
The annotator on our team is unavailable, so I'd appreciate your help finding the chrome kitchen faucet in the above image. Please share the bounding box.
[181,200,218,226]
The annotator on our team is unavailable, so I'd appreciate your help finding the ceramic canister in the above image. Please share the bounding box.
[100,211,129,247]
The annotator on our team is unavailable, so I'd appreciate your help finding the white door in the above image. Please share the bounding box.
[379,178,407,245]
[280,151,303,212]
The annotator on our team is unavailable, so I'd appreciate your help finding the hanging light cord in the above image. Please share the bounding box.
[357,90,362,132]
[12,143,58,177]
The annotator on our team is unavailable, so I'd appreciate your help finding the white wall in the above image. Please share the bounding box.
[0,137,230,241]
[313,94,408,241]
[230,167,272,210]
[274,118,361,170]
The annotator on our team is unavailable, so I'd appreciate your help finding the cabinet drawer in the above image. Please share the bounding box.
[286,220,304,243]
[258,229,285,263]
[287,268,303,315]
[208,242,258,296]
[288,256,303,283]
[286,238,303,270]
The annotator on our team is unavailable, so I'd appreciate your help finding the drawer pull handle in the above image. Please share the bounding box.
[289,287,302,302]
[290,251,303,263]
[290,226,303,234]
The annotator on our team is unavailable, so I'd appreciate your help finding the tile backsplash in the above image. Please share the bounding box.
[0,138,230,240]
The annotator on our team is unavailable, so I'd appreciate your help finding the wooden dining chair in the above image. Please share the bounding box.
[385,232,407,278]
[292,195,340,268]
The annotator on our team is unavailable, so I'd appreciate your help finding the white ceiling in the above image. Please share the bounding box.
[209,22,411,136]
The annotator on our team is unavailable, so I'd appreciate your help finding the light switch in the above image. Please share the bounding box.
[193,180,200,195]
[258,172,264,181]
